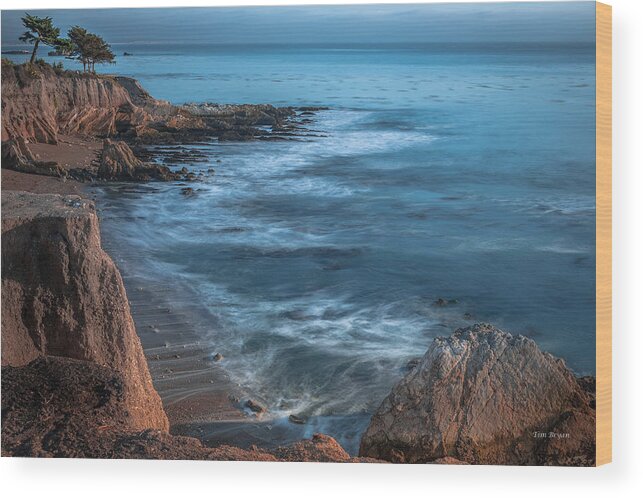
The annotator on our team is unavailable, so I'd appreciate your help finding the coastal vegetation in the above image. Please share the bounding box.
[18,14,60,64]
[66,26,115,73]
[18,13,114,73]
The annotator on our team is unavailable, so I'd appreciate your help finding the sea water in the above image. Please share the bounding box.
[4,41,597,454]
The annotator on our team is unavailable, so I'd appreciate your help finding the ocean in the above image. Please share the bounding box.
[4,41,597,454]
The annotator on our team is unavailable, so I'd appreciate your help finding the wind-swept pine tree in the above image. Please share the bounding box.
[19,13,61,64]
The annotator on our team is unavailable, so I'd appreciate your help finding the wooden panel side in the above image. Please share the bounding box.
[595,1,612,467]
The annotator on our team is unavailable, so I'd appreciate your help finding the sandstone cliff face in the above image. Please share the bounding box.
[3,64,136,143]
[1,191,168,431]
[0,64,179,144]
[1,63,304,149]
[359,324,596,466]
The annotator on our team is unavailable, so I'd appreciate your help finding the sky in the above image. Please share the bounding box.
[1,2,595,47]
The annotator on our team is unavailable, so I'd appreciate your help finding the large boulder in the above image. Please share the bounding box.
[359,324,596,466]
[1,191,168,431]
[98,138,144,178]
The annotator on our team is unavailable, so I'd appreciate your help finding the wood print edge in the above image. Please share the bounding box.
[595,0,612,467]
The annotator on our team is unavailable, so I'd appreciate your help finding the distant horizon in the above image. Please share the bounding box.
[1,3,595,47]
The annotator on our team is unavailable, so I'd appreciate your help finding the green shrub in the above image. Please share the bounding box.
[52,61,64,74]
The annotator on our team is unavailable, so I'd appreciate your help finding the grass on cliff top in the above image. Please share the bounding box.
[3,58,107,81]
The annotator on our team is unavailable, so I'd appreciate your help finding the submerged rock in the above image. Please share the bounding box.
[245,399,267,414]
[433,297,458,307]
[359,323,596,466]
[288,414,306,425]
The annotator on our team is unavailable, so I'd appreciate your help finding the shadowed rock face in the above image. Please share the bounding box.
[98,138,145,178]
[359,324,596,466]
[1,191,168,431]
[1,357,377,462]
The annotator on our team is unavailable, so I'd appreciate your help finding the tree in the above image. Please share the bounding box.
[86,34,115,72]
[53,38,75,56]
[67,27,115,73]
[19,13,61,64]
[67,26,90,72]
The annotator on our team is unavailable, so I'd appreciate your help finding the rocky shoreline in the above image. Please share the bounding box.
[1,62,596,465]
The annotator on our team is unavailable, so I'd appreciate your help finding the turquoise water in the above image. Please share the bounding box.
[5,41,597,453]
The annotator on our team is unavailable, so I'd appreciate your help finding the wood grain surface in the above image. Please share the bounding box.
[596,1,612,467]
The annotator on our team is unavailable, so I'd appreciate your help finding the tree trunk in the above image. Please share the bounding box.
[29,39,40,64]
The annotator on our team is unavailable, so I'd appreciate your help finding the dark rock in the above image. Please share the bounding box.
[433,297,458,307]
[245,399,267,414]
[288,414,306,425]
[404,358,421,372]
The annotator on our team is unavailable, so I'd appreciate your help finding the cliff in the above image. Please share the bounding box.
[359,324,596,466]
[1,63,169,144]
[1,63,298,148]
[1,191,168,431]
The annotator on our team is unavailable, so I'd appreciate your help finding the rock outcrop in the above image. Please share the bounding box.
[1,191,168,431]
[97,139,178,181]
[359,324,596,466]
[271,433,379,463]
[1,137,65,177]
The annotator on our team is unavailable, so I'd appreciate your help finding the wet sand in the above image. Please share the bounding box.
[88,185,277,444]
